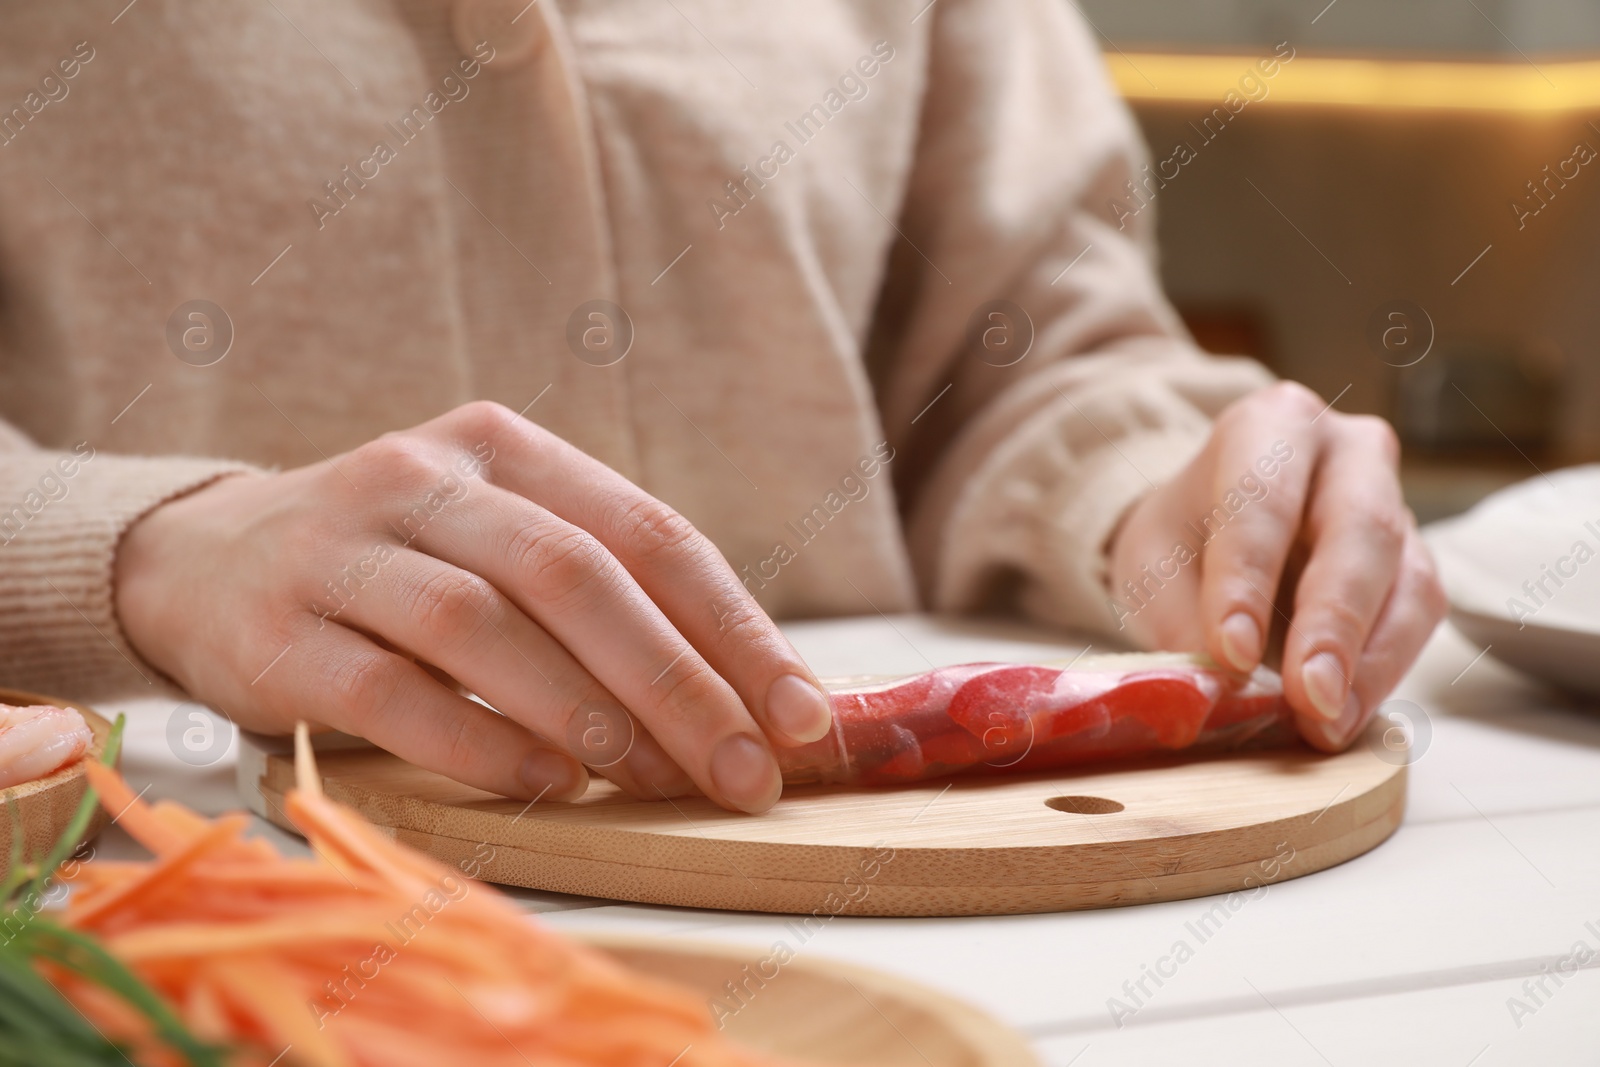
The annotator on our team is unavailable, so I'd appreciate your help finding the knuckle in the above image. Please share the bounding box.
[1203,511,1293,580]
[708,599,797,669]
[1264,380,1324,420]
[432,706,480,775]
[651,656,726,727]
[512,523,612,613]
[328,651,403,720]
[407,570,498,649]
[712,600,773,648]
[350,434,438,487]
[1347,414,1401,459]
[613,497,704,567]
[1218,379,1319,433]
[280,513,333,564]
[1317,497,1407,558]
[450,399,516,440]
[1360,503,1409,556]
[1217,532,1284,587]
[1301,596,1367,651]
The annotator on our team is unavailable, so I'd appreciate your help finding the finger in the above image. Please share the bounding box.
[1300,527,1447,752]
[335,548,693,799]
[438,403,834,749]
[1106,481,1207,652]
[276,620,589,802]
[404,479,782,813]
[1196,383,1318,672]
[1279,416,1408,726]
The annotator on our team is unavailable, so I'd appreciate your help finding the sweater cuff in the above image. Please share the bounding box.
[926,417,1214,641]
[0,450,254,701]
[1015,425,1212,638]
[912,346,1277,639]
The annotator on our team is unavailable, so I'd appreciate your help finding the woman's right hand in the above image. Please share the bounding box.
[113,401,835,813]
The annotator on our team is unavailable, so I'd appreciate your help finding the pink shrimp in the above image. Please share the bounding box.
[0,703,92,789]
[778,653,1297,787]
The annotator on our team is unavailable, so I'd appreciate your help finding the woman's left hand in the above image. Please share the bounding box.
[1106,381,1448,751]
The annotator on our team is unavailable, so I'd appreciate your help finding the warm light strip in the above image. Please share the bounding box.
[1108,53,1600,114]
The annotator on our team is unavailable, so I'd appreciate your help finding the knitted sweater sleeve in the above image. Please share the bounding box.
[0,418,250,700]
[873,0,1275,637]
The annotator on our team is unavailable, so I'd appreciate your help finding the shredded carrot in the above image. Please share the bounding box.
[208,956,355,1067]
[68,815,252,929]
[49,733,824,1067]
[83,762,192,857]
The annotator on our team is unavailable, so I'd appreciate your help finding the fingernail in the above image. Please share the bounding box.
[766,673,834,744]
[520,751,588,803]
[710,733,782,813]
[1307,691,1363,750]
[1302,654,1349,721]
[1218,613,1262,671]
[622,735,694,798]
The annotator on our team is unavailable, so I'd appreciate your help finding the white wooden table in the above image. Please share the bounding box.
[100,616,1600,1065]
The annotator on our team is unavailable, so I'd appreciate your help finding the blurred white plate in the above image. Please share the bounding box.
[1426,465,1600,697]
[1447,606,1600,698]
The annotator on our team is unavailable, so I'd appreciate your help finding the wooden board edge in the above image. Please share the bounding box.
[255,749,1404,872]
[251,746,1404,886]
[256,767,1404,916]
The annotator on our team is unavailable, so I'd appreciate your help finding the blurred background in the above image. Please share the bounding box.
[1076,0,1600,521]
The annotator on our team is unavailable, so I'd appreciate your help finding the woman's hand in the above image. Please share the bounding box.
[113,401,835,813]
[1106,381,1447,751]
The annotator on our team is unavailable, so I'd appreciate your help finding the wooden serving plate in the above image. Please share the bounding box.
[596,934,1039,1066]
[240,721,1405,917]
[0,688,116,874]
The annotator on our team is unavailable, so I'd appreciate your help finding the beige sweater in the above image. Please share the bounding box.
[0,0,1270,700]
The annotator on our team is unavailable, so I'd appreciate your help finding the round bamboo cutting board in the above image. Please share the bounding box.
[240,722,1405,917]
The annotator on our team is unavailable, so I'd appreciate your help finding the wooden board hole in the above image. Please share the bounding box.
[1044,795,1124,815]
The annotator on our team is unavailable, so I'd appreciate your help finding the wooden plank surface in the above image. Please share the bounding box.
[538,804,1599,1033]
[1029,969,1600,1066]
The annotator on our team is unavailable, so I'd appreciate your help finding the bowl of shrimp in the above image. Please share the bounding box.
[0,690,114,878]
